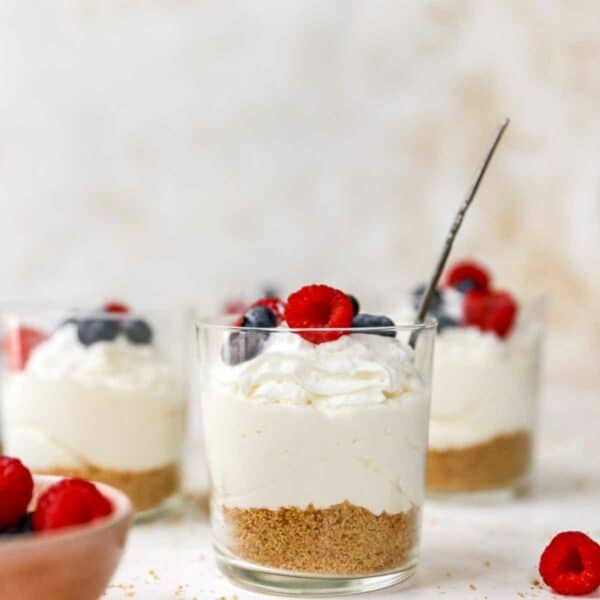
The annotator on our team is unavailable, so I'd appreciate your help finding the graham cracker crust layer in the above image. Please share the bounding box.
[37,463,179,512]
[427,431,532,492]
[222,501,418,575]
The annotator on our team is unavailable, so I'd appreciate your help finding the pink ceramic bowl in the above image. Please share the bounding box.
[0,475,133,600]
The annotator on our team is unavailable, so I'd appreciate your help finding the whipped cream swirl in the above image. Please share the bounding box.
[214,331,422,408]
[26,324,178,396]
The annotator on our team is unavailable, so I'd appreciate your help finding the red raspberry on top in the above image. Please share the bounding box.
[32,478,113,532]
[285,285,353,344]
[0,456,34,530]
[539,531,600,596]
[444,260,491,293]
[103,301,130,314]
[2,326,48,372]
[463,289,518,339]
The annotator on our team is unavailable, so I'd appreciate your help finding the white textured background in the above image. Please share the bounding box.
[1,1,599,383]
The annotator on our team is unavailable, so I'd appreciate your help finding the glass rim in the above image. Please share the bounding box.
[195,314,438,334]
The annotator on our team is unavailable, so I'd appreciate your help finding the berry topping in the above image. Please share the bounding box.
[122,319,153,345]
[224,298,247,315]
[285,285,354,344]
[411,284,443,315]
[348,295,360,316]
[2,326,48,372]
[444,260,491,293]
[222,331,269,365]
[0,457,34,530]
[32,478,112,532]
[463,289,518,338]
[351,314,396,337]
[241,305,278,329]
[249,298,285,324]
[539,531,600,596]
[77,318,120,346]
[103,301,130,314]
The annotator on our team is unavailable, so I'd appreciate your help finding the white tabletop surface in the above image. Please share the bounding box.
[104,382,600,600]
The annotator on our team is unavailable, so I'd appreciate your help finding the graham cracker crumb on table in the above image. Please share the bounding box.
[38,463,180,511]
[222,501,418,575]
[469,583,477,590]
[483,560,491,567]
[427,431,532,492]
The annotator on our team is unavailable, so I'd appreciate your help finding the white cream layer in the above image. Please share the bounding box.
[429,315,542,450]
[2,325,185,471]
[203,332,430,515]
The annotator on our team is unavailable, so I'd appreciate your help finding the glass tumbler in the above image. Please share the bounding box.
[425,296,546,500]
[197,317,436,596]
[1,305,187,519]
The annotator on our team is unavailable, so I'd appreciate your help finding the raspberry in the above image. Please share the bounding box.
[0,457,34,530]
[103,301,130,314]
[224,299,248,315]
[285,285,354,344]
[444,260,491,292]
[463,289,518,338]
[539,531,600,596]
[32,478,113,532]
[2,326,48,371]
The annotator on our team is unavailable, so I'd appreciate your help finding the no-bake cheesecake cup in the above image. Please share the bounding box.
[426,295,545,501]
[1,307,187,519]
[197,317,435,596]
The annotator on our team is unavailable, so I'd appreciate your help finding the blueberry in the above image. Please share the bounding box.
[455,278,477,293]
[411,284,443,315]
[122,319,153,345]
[241,306,277,329]
[348,294,360,316]
[437,315,460,333]
[222,331,268,365]
[0,512,33,537]
[352,314,396,337]
[77,318,120,346]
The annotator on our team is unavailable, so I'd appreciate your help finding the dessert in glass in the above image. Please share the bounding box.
[410,260,544,500]
[1,302,187,517]
[198,285,435,596]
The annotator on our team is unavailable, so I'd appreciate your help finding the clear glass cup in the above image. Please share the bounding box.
[0,306,188,519]
[197,316,436,596]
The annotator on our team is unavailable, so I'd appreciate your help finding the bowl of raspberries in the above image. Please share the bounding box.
[0,456,133,600]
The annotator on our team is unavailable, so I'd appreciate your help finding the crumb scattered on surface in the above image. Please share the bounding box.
[469,584,477,591]
[483,560,491,567]
[531,579,541,587]
[148,569,160,581]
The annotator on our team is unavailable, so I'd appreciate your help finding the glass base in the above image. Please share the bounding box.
[134,492,183,524]
[214,545,417,596]
[427,475,530,504]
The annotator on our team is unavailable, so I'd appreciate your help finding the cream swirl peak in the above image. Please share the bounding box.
[214,331,422,408]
